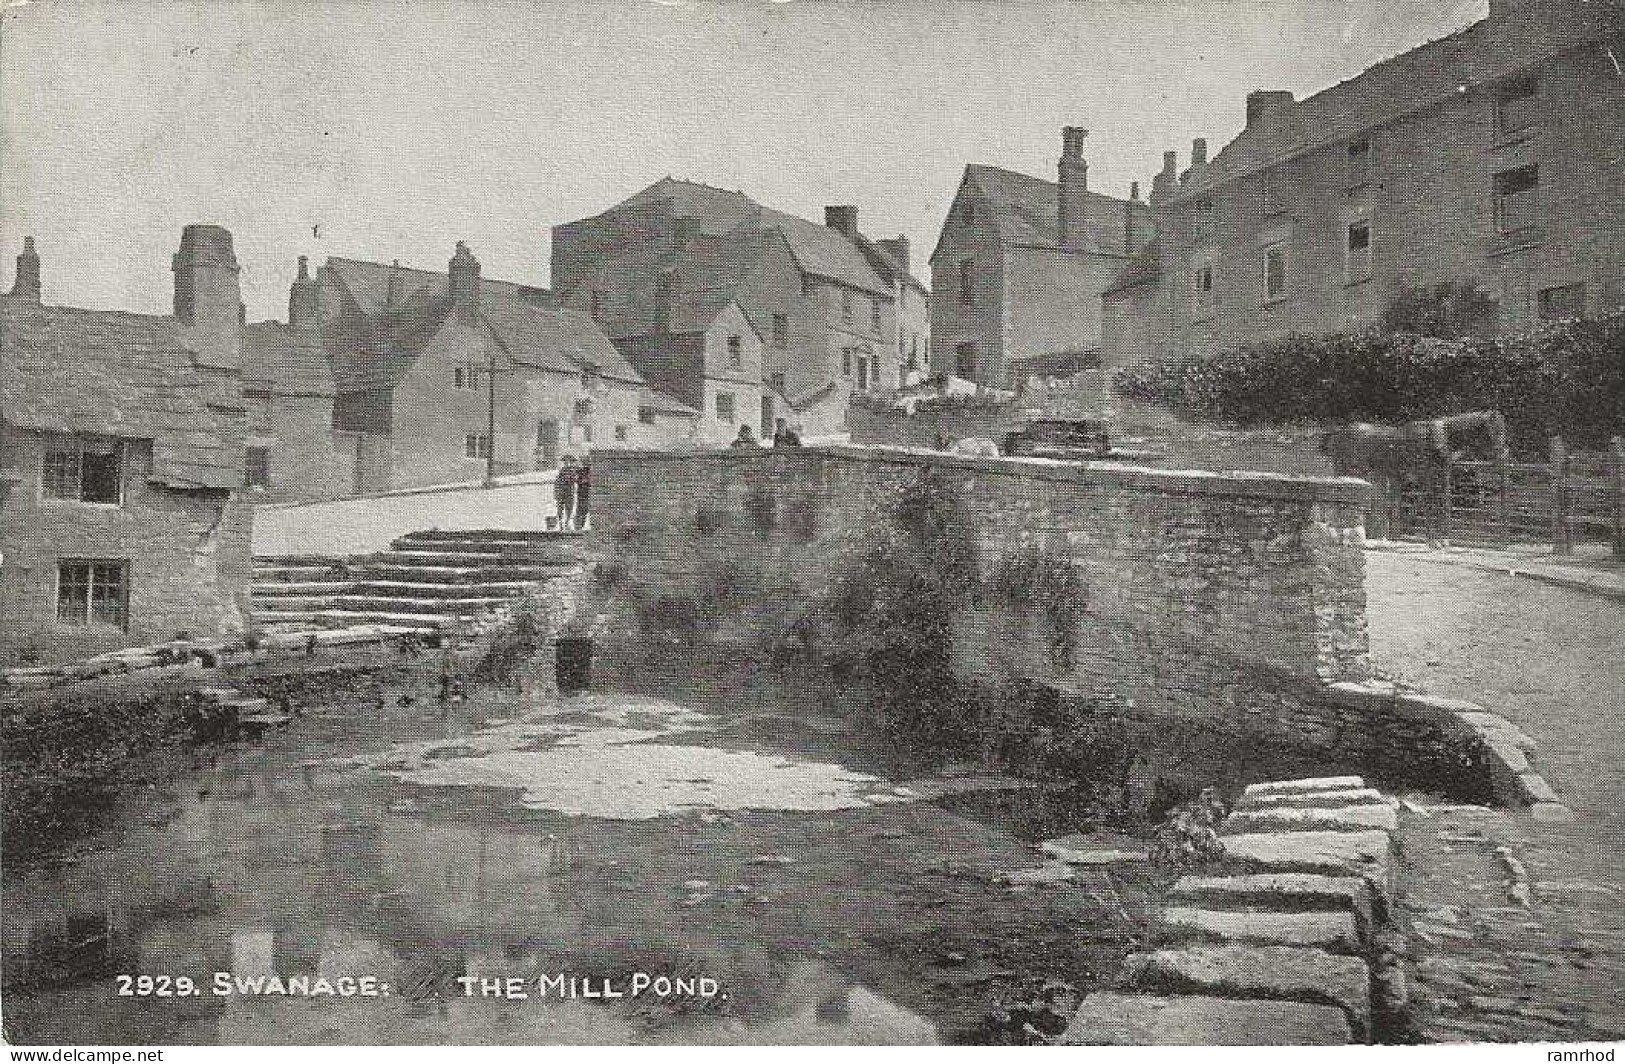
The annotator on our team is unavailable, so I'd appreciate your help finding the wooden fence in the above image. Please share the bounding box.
[1387,436,1625,556]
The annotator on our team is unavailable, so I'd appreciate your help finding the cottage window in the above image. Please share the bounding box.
[1263,243,1288,302]
[1494,166,1539,235]
[464,433,491,460]
[1347,137,1373,186]
[772,313,788,347]
[1191,254,1216,318]
[955,342,976,379]
[43,435,122,504]
[771,371,786,395]
[245,446,271,488]
[574,397,594,418]
[958,260,974,306]
[1539,283,1586,320]
[870,298,881,332]
[453,366,475,390]
[580,423,594,443]
[842,348,853,377]
[614,424,629,441]
[57,560,128,629]
[1496,75,1539,137]
[1346,220,1373,284]
[638,407,657,425]
[841,289,853,323]
[908,336,920,371]
[727,335,743,368]
[715,392,736,422]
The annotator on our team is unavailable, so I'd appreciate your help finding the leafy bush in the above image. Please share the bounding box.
[1148,788,1230,874]
[1113,311,1625,455]
[1380,282,1500,338]
[991,547,1089,671]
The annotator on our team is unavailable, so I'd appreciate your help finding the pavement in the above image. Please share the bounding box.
[1366,539,1625,602]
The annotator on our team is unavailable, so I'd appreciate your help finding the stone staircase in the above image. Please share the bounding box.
[1062,775,1408,1046]
[252,529,585,633]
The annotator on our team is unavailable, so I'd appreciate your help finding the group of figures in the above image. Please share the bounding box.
[552,455,591,531]
[731,418,804,449]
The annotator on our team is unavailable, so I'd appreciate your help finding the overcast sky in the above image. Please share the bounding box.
[1,0,1486,321]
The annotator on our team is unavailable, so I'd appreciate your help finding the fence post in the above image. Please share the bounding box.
[1495,453,1509,543]
[1612,436,1625,559]
[1550,435,1573,556]
[1440,458,1453,542]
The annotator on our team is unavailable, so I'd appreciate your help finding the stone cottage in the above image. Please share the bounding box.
[1102,0,1625,369]
[314,244,656,490]
[0,227,252,664]
[930,127,1155,387]
[552,178,931,438]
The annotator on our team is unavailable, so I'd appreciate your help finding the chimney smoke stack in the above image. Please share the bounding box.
[288,255,319,326]
[172,224,240,328]
[9,236,40,302]
[824,205,859,237]
[449,242,480,308]
[1057,126,1091,251]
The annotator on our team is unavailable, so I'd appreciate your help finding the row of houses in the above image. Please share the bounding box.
[931,0,1625,385]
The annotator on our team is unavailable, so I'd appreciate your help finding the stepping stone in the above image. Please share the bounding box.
[1244,776,1365,798]
[1060,991,1352,1045]
[1156,907,1362,954]
[1223,804,1398,834]
[1237,788,1388,810]
[1221,830,1394,895]
[1122,945,1371,1039]
[1169,873,1373,935]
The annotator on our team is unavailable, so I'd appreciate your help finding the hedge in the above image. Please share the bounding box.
[1113,312,1625,456]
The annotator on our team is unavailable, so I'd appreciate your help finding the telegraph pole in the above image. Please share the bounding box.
[484,343,497,488]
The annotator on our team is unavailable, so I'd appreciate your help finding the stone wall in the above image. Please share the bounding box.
[592,445,1373,736]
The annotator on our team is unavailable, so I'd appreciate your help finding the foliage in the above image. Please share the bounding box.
[1380,282,1500,338]
[468,598,542,684]
[1113,311,1625,455]
[1148,787,1230,874]
[989,547,1089,671]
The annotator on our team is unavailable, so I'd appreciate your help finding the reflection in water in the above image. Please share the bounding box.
[1,680,941,1045]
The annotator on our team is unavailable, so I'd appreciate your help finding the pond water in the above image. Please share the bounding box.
[2,645,1154,1045]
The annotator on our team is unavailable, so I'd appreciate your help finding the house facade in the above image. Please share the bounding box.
[614,300,767,444]
[0,228,252,664]
[1102,0,1625,369]
[930,128,1155,387]
[551,178,930,438]
[316,245,654,490]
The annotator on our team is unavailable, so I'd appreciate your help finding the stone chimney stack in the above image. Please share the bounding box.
[1182,138,1210,188]
[878,235,911,276]
[288,255,319,326]
[1057,126,1091,251]
[172,224,241,328]
[9,236,40,302]
[1246,90,1296,130]
[824,205,859,238]
[448,241,480,309]
[1150,151,1179,205]
[1124,183,1141,254]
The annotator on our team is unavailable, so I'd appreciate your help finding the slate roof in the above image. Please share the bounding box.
[1186,7,1625,195]
[956,165,1154,256]
[321,257,642,392]
[0,297,245,489]
[242,321,334,397]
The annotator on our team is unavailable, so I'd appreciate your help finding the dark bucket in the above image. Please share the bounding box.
[555,637,593,694]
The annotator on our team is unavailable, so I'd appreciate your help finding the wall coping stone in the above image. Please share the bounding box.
[594,444,1373,505]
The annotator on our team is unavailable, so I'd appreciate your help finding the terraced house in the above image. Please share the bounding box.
[552,178,929,438]
[310,243,661,491]
[0,227,252,664]
[1102,0,1625,369]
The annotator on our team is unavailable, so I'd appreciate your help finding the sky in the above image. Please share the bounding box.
[0,0,1487,321]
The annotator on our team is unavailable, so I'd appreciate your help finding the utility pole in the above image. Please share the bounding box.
[484,343,497,489]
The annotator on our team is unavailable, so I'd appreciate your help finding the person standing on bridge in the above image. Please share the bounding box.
[554,454,578,531]
[574,457,591,531]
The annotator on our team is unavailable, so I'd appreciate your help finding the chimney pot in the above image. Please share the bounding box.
[10,235,40,301]
[824,205,859,237]
[1062,126,1089,159]
[172,223,240,327]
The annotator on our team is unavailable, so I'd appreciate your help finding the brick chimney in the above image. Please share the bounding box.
[1150,150,1179,205]
[9,236,40,301]
[1182,138,1209,188]
[172,224,241,328]
[824,205,859,238]
[1058,126,1090,251]
[878,235,911,275]
[448,241,480,309]
[287,255,318,326]
[1246,90,1296,130]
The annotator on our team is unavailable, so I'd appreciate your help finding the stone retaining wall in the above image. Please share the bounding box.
[1063,774,1409,1045]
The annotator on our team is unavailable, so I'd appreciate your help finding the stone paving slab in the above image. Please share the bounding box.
[1169,873,1374,934]
[1061,991,1353,1045]
[1221,829,1394,893]
[1156,906,1363,954]
[1244,775,1366,797]
[1224,803,1399,835]
[1122,945,1372,1039]
[1237,787,1389,810]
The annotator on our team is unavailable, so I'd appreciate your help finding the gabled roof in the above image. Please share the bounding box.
[0,297,244,489]
[937,165,1152,260]
[321,257,641,393]
[1186,7,1625,195]
[852,233,930,295]
[242,322,334,397]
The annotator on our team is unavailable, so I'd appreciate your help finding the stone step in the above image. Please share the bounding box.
[1061,991,1352,1045]
[1244,776,1366,798]
[400,528,582,543]
[334,594,513,614]
[251,580,351,597]
[1220,830,1395,896]
[253,564,350,583]
[1223,804,1398,835]
[252,595,342,611]
[317,609,465,630]
[1122,946,1371,1040]
[1156,906,1363,954]
[1237,788,1389,810]
[347,579,534,598]
[1168,873,1374,936]
[361,561,565,582]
